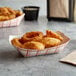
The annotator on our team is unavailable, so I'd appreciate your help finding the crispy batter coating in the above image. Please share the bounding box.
[14,10,23,17]
[40,37,61,48]
[0,16,9,21]
[46,30,63,41]
[0,7,23,21]
[21,31,43,43]
[11,38,24,48]
[0,7,10,15]
[8,14,16,19]
[23,41,45,50]
[11,30,63,50]
[5,7,16,14]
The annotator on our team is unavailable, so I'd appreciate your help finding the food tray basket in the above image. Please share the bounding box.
[0,14,25,28]
[9,31,70,57]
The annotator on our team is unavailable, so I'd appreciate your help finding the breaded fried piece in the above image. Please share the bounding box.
[11,38,24,48]
[0,7,23,21]
[40,37,61,48]
[0,16,9,21]
[0,13,3,16]
[46,30,63,41]
[23,41,45,50]
[0,7,9,14]
[8,14,16,19]
[0,14,15,21]
[14,10,23,17]
[5,7,16,14]
[21,31,43,43]
[0,7,10,15]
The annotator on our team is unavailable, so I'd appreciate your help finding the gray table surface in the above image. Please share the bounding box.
[0,17,76,76]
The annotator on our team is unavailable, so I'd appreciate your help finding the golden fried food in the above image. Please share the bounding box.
[0,7,10,15]
[40,37,61,48]
[0,13,3,16]
[11,38,24,48]
[5,7,16,14]
[0,7,23,21]
[8,14,16,19]
[23,41,45,50]
[11,30,63,50]
[21,31,43,43]
[0,16,9,21]
[46,30,63,41]
[14,10,23,17]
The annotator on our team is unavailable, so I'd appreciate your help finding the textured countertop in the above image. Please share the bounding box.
[0,17,76,76]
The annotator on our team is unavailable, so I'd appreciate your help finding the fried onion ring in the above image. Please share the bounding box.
[40,37,61,48]
[23,41,45,50]
[21,31,43,43]
[11,30,63,50]
[11,38,24,48]
[46,30,63,41]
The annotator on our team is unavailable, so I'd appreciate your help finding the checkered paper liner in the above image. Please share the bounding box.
[9,31,70,57]
[0,14,25,28]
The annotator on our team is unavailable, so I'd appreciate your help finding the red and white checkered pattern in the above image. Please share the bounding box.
[16,42,68,57]
[0,14,25,28]
[9,32,70,57]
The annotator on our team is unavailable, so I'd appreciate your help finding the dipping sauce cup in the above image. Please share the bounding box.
[22,6,40,21]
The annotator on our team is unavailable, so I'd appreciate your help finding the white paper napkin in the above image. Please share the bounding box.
[60,51,76,65]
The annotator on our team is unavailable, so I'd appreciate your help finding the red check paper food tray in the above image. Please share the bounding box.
[0,14,25,28]
[9,31,70,57]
